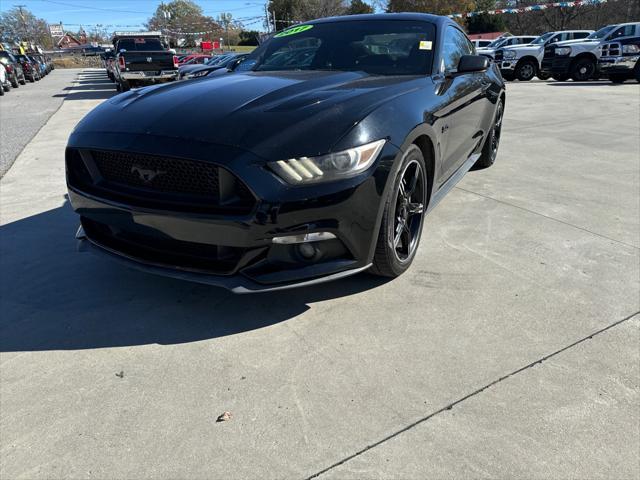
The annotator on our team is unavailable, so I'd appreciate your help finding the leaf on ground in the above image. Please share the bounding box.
[216,411,232,422]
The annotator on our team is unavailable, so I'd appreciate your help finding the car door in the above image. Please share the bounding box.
[436,26,488,182]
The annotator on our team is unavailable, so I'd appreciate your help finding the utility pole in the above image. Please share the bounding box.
[264,3,271,32]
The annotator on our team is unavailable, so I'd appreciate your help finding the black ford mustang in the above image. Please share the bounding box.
[67,13,505,293]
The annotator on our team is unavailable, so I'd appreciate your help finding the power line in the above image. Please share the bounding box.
[35,0,149,15]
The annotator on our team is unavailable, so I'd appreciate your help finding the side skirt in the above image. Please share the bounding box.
[426,153,480,214]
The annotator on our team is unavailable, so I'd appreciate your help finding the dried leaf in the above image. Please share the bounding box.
[216,411,232,422]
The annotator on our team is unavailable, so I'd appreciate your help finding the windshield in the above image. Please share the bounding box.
[531,32,554,45]
[587,26,615,39]
[117,38,163,51]
[251,20,436,75]
[487,37,508,48]
[206,54,231,65]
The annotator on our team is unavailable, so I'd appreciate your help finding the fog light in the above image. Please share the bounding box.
[272,232,336,244]
[297,243,317,260]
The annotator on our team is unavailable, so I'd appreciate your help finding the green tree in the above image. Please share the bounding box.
[466,0,505,33]
[267,0,348,31]
[346,0,375,14]
[0,7,52,48]
[146,0,221,47]
[238,30,260,46]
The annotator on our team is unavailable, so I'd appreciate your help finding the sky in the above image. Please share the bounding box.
[0,0,269,31]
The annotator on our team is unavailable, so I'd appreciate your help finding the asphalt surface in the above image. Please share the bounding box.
[0,68,84,178]
[0,70,638,479]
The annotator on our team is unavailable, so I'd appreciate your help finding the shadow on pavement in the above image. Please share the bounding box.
[52,70,117,100]
[546,81,629,87]
[0,199,388,352]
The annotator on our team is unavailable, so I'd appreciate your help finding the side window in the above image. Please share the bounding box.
[441,26,473,72]
[548,34,561,44]
[559,32,572,41]
[608,25,635,40]
[573,32,590,39]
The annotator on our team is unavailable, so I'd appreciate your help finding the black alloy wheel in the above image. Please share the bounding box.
[571,58,596,81]
[475,99,504,169]
[371,145,427,277]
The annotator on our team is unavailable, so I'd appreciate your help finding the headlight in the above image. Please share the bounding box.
[503,50,517,59]
[555,47,572,56]
[269,139,386,185]
[622,44,640,54]
[188,70,209,78]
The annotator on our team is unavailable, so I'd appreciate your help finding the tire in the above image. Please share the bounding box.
[371,145,428,278]
[609,74,627,84]
[3,83,10,92]
[474,98,504,170]
[634,61,640,83]
[515,59,537,81]
[28,74,35,83]
[10,74,19,88]
[19,76,26,85]
[0,85,4,96]
[501,71,515,82]
[552,74,569,82]
[570,58,596,81]
[537,71,551,80]
[119,79,130,92]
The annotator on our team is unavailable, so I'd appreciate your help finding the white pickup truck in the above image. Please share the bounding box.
[541,23,640,81]
[476,35,538,59]
[495,30,593,81]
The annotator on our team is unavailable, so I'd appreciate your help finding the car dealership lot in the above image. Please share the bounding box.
[1,70,638,478]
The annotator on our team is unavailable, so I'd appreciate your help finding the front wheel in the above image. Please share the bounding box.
[571,58,596,81]
[371,145,428,278]
[515,59,537,81]
[10,75,19,88]
[19,76,26,85]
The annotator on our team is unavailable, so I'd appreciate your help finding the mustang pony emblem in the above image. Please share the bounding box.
[131,165,166,184]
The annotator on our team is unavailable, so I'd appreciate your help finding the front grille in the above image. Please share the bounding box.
[601,42,621,57]
[93,150,220,197]
[494,50,504,61]
[67,149,256,215]
[82,217,245,275]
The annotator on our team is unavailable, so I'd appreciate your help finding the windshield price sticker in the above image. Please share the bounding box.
[419,41,432,50]
[274,25,314,38]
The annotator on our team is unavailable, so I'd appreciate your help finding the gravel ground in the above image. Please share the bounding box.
[0,68,81,178]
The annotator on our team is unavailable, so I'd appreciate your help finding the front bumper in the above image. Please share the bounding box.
[498,60,516,72]
[598,55,639,74]
[66,134,398,292]
[540,56,572,75]
[121,70,178,81]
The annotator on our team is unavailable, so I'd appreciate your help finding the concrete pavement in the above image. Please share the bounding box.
[0,70,638,479]
[0,68,83,178]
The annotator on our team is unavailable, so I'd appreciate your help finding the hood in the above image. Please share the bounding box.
[185,63,226,75]
[554,39,602,50]
[72,70,424,160]
[179,64,209,75]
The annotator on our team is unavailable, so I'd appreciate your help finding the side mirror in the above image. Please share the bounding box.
[457,55,489,74]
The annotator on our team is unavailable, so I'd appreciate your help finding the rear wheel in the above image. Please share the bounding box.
[19,75,26,85]
[537,71,551,80]
[475,98,504,170]
[119,79,130,92]
[371,145,427,278]
[571,58,596,81]
[515,59,536,81]
[10,74,19,88]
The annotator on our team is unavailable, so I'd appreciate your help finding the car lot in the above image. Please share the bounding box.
[0,69,638,478]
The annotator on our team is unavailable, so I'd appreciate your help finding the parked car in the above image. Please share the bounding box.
[495,30,593,81]
[598,32,640,83]
[471,39,492,49]
[541,23,640,81]
[101,50,117,81]
[0,63,9,95]
[181,54,249,79]
[67,13,505,292]
[476,35,538,59]
[32,54,50,75]
[13,54,40,82]
[178,54,232,79]
[112,31,179,92]
[0,51,26,88]
[178,54,211,65]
